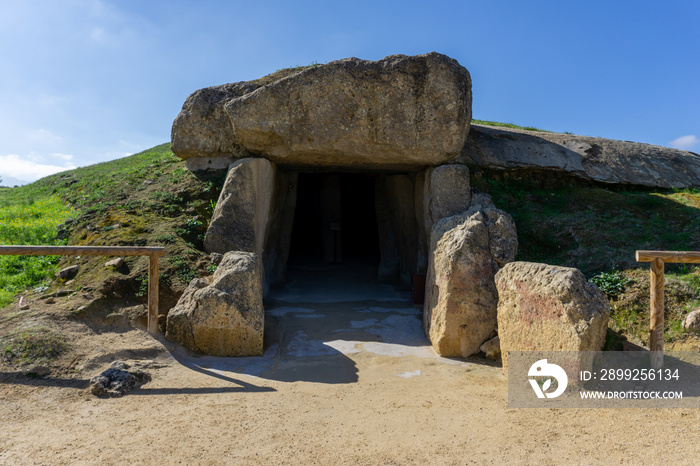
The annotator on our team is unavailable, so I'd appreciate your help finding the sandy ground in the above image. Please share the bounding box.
[2,263,700,465]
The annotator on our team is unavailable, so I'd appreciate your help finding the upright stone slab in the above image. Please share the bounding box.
[172,53,471,169]
[263,170,298,290]
[375,174,419,284]
[320,175,343,263]
[166,252,264,357]
[413,170,428,274]
[375,177,401,281]
[204,158,274,258]
[495,262,610,370]
[423,194,517,357]
[423,164,472,236]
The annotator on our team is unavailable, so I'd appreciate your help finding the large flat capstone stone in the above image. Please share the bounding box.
[460,124,700,189]
[172,53,472,169]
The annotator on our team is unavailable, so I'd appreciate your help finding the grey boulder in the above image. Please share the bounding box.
[460,124,700,189]
[172,53,471,169]
[423,194,518,357]
[166,252,264,357]
[496,262,610,370]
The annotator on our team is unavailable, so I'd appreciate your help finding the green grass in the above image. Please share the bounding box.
[0,192,75,306]
[0,143,225,310]
[275,61,323,73]
[1,327,67,366]
[476,177,700,275]
[472,119,550,133]
[590,271,631,298]
[477,175,700,345]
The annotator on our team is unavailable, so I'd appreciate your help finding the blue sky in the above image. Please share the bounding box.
[1,0,698,185]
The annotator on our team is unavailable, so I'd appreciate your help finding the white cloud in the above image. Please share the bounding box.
[0,154,76,182]
[52,153,74,161]
[668,135,699,151]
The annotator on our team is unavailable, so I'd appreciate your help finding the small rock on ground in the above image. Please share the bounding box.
[89,361,151,397]
[480,336,501,360]
[57,265,79,280]
[683,309,700,331]
[105,257,125,269]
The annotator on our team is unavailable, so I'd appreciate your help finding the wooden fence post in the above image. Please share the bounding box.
[636,251,700,368]
[148,252,160,335]
[649,257,665,369]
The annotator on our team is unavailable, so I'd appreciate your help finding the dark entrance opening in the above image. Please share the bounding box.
[288,173,381,268]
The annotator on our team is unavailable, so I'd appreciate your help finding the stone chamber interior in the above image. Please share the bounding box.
[264,167,425,305]
[288,172,381,274]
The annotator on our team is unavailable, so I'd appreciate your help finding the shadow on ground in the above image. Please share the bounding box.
[170,262,468,385]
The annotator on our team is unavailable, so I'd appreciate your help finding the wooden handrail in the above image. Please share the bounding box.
[0,245,165,335]
[0,245,165,257]
[636,250,700,264]
[636,250,700,369]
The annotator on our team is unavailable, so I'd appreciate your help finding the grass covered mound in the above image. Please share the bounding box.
[0,144,225,341]
[471,119,551,133]
[473,172,700,347]
[0,142,698,369]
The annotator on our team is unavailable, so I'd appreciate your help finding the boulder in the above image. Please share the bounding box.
[480,336,501,360]
[459,124,700,189]
[172,53,471,169]
[423,164,472,232]
[262,170,298,289]
[57,265,79,280]
[166,252,264,357]
[423,194,518,357]
[204,158,274,257]
[104,257,125,269]
[683,309,700,331]
[495,262,610,369]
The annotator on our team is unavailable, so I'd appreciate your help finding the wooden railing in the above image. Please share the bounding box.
[636,250,700,368]
[0,246,165,335]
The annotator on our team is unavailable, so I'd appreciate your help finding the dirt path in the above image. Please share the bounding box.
[2,268,700,464]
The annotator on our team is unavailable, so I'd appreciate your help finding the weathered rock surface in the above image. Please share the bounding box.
[204,158,274,257]
[172,53,471,169]
[423,164,472,233]
[683,309,700,331]
[376,174,419,284]
[104,257,125,269]
[263,170,298,290]
[423,194,518,357]
[375,177,401,281]
[496,262,610,369]
[480,336,501,360]
[57,265,79,280]
[166,252,264,357]
[90,361,151,397]
[460,124,700,188]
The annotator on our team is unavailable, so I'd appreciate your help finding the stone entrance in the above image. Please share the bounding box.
[165,52,519,359]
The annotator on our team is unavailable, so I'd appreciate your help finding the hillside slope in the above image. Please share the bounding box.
[0,140,699,376]
[0,144,226,375]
